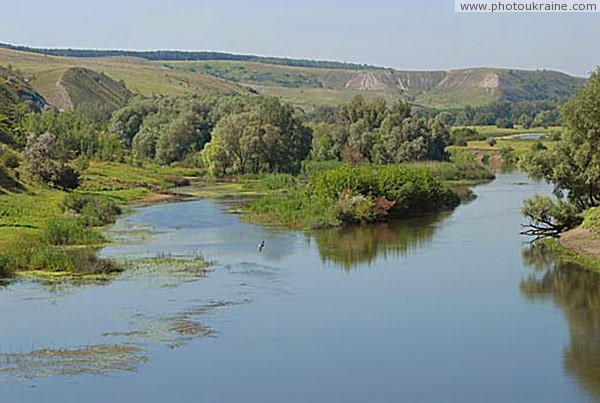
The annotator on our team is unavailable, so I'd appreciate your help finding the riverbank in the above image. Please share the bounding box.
[0,163,306,278]
[0,159,493,279]
[0,161,201,279]
[556,207,600,271]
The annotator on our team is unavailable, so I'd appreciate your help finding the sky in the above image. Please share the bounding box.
[1,0,598,76]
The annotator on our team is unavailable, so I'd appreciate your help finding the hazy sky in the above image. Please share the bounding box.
[2,0,598,76]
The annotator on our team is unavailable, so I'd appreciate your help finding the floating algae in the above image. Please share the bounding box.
[0,344,148,380]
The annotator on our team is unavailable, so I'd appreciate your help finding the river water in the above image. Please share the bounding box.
[1,172,600,402]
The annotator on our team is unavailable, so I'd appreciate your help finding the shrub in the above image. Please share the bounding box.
[486,137,497,147]
[42,217,104,245]
[500,147,518,164]
[1,150,20,169]
[63,193,122,226]
[333,190,395,224]
[310,165,460,216]
[54,164,80,190]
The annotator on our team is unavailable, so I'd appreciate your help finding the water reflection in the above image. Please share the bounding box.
[312,213,447,271]
[521,243,600,400]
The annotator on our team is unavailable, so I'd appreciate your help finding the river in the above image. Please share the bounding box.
[1,171,600,402]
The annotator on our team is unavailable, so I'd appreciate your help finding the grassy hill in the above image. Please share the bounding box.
[55,67,132,111]
[0,45,586,110]
[0,43,379,70]
[166,61,585,109]
[0,48,244,111]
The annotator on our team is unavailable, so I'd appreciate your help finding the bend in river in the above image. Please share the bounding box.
[1,171,600,402]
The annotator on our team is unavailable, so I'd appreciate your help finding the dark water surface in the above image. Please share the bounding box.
[2,172,600,402]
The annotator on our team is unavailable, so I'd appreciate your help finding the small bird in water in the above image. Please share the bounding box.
[258,240,265,252]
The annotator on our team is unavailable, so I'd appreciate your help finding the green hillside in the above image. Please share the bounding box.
[166,61,585,109]
[58,67,131,112]
[0,43,379,70]
[0,45,586,111]
[0,47,244,111]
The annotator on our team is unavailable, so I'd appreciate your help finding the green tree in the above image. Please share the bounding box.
[523,68,600,211]
[521,68,600,236]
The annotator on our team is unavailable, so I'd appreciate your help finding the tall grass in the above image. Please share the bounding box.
[42,217,104,245]
[0,240,118,276]
[63,193,122,226]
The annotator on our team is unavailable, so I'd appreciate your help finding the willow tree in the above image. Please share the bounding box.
[521,68,600,236]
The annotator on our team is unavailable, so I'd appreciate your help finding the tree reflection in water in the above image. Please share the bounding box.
[312,213,447,271]
[521,243,600,400]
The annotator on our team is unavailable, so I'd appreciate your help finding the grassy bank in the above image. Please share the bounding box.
[551,207,600,272]
[543,238,600,273]
[0,160,199,278]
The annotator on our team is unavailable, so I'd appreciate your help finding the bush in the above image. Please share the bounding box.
[486,137,497,147]
[1,150,20,169]
[54,164,80,190]
[42,217,104,245]
[63,193,122,226]
[333,190,395,224]
[310,165,460,216]
[500,147,518,164]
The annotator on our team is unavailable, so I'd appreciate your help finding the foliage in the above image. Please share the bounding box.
[450,127,485,145]
[0,240,117,276]
[204,97,311,174]
[2,43,378,70]
[454,100,564,128]
[257,174,298,190]
[245,164,461,228]
[521,195,583,239]
[172,62,323,88]
[42,216,104,245]
[522,68,600,211]
[23,132,80,190]
[19,110,99,155]
[500,147,517,164]
[310,165,460,215]
[582,207,600,234]
[307,96,451,166]
[63,193,122,226]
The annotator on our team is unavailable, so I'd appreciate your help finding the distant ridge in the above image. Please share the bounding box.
[0,43,379,71]
[0,44,587,110]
